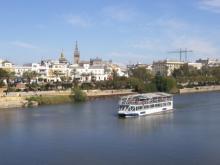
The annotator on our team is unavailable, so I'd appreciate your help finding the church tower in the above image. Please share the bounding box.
[73,41,80,64]
[59,49,68,64]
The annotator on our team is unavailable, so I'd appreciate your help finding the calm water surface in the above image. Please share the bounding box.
[0,92,220,165]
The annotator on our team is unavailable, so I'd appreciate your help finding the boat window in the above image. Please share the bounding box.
[167,97,172,101]
[127,107,131,111]
[144,105,149,109]
[120,105,129,110]
[135,106,142,110]
[130,106,135,111]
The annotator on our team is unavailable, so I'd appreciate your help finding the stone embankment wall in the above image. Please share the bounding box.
[0,96,28,109]
[0,89,134,109]
[84,89,134,97]
[1,89,134,97]
[179,85,220,94]
[3,90,72,97]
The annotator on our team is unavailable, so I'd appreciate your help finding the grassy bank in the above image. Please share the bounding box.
[26,95,74,105]
[26,89,87,105]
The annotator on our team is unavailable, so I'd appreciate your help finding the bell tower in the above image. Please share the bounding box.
[73,41,80,64]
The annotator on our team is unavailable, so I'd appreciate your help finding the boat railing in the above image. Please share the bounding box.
[120,99,172,105]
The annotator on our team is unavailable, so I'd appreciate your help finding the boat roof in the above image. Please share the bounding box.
[121,92,172,100]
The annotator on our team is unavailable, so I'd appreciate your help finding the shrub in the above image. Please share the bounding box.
[72,88,87,102]
[26,95,73,105]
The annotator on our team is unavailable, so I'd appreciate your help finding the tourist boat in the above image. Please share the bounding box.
[118,92,173,117]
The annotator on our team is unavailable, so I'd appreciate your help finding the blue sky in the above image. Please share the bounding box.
[0,0,220,65]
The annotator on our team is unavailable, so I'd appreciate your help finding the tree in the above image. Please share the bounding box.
[154,73,177,93]
[130,67,153,82]
[23,71,38,84]
[128,77,145,93]
[164,77,178,93]
[0,69,15,88]
[72,87,87,102]
[154,73,165,92]
[0,68,9,87]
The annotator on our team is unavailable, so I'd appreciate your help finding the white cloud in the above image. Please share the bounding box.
[66,14,92,28]
[133,19,190,50]
[130,15,220,60]
[10,41,38,49]
[199,0,220,13]
[131,35,220,61]
[106,51,153,64]
[171,36,219,59]
[136,18,190,38]
[132,40,164,51]
[102,6,137,22]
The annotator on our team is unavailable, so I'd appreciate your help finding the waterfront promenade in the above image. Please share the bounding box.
[179,85,220,94]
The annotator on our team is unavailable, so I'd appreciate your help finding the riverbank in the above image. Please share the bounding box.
[1,86,220,109]
[0,89,135,109]
[179,85,220,94]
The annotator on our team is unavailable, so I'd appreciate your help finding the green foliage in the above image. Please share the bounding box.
[128,77,145,93]
[72,88,87,102]
[25,83,40,91]
[0,81,5,87]
[154,74,177,93]
[27,95,73,105]
[81,83,94,90]
[173,65,220,86]
[27,96,44,105]
[22,71,38,84]
[0,68,9,79]
[165,77,178,93]
[145,82,157,92]
[0,69,15,87]
[130,67,153,82]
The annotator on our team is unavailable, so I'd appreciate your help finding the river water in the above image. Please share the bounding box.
[0,92,220,165]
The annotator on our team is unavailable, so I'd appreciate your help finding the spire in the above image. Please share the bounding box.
[74,40,80,56]
[73,40,80,64]
[75,41,78,51]
[61,48,64,58]
[59,48,68,64]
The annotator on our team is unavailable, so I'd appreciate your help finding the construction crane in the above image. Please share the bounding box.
[168,48,193,62]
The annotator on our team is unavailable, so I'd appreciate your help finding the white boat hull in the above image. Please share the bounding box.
[118,106,173,117]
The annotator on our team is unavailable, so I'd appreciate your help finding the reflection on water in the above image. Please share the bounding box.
[118,112,174,136]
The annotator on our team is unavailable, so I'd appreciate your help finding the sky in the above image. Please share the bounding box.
[0,0,220,65]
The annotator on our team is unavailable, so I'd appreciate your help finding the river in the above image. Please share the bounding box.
[0,92,220,165]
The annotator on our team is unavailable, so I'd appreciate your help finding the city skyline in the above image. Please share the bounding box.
[1,0,220,65]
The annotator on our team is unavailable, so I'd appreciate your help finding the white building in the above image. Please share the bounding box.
[0,59,3,67]
[196,58,220,67]
[188,62,203,70]
[71,64,108,82]
[153,60,185,76]
[14,65,32,77]
[153,59,205,76]
[1,42,126,83]
[0,60,14,71]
